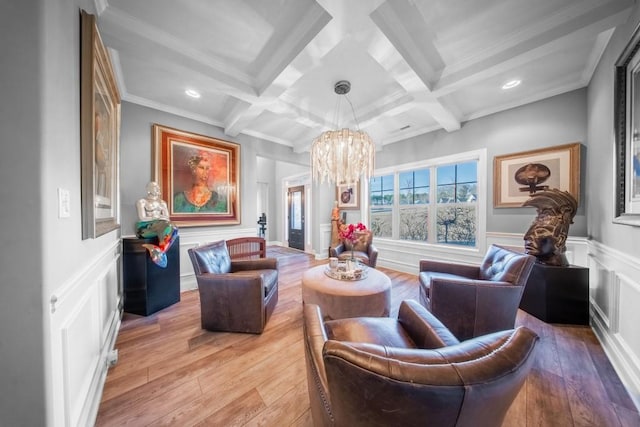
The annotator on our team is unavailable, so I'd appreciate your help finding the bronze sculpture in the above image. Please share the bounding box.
[522,189,577,266]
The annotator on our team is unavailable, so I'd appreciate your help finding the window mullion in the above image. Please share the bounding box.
[393,172,399,240]
[429,167,437,243]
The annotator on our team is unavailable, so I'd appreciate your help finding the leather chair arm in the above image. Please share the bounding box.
[419,259,479,278]
[324,326,537,383]
[367,243,379,268]
[329,243,345,258]
[197,273,265,296]
[397,300,459,348]
[231,258,278,272]
[303,304,333,424]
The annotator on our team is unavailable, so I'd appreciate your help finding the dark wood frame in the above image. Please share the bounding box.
[493,142,581,208]
[614,22,640,226]
[80,10,121,239]
[152,124,241,227]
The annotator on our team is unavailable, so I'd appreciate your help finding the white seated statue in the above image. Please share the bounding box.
[135,182,177,267]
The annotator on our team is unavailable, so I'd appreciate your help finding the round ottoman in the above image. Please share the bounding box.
[301,264,391,320]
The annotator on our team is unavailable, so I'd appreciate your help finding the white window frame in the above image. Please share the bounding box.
[369,148,487,252]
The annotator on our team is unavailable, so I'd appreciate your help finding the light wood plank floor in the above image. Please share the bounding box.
[96,249,640,426]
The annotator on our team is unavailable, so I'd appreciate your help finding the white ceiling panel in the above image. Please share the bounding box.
[98,0,634,152]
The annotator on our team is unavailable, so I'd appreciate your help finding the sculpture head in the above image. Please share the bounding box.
[146,181,161,198]
[522,189,577,266]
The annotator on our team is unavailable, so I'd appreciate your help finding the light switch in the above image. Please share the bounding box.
[58,188,71,218]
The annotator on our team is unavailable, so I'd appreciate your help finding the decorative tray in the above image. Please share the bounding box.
[324,261,368,281]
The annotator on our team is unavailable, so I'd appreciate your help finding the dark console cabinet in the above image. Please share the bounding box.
[520,263,589,325]
[122,236,180,316]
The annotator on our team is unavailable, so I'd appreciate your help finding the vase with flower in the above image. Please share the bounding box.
[339,222,368,265]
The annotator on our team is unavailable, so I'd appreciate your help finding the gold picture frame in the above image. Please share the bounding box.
[493,142,581,208]
[336,182,360,210]
[152,124,241,227]
[80,10,121,239]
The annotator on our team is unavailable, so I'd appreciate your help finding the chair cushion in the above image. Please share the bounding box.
[190,240,231,274]
[419,271,470,298]
[324,317,417,349]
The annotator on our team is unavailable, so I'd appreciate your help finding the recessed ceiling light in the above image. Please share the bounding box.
[502,80,521,90]
[185,89,201,98]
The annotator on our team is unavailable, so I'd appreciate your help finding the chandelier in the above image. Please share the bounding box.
[311,81,375,185]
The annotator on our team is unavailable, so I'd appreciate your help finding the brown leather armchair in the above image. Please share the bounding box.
[419,244,535,340]
[188,240,278,334]
[329,230,378,267]
[303,300,539,427]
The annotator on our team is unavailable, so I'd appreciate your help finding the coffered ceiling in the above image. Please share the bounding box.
[96,0,633,153]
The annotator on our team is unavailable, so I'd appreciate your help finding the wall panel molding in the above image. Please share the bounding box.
[49,241,121,426]
[589,240,640,410]
[373,232,588,274]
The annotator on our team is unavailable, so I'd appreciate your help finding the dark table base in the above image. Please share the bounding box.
[519,263,589,325]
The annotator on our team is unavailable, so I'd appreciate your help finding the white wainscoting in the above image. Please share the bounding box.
[48,240,121,427]
[371,232,588,274]
[589,241,640,409]
[317,222,332,260]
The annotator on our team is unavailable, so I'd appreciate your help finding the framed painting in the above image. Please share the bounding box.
[493,142,581,208]
[80,10,121,239]
[614,22,640,226]
[336,182,360,210]
[152,124,240,226]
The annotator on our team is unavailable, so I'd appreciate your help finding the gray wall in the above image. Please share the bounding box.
[377,88,588,237]
[120,102,308,237]
[1,0,108,424]
[0,1,45,424]
[587,6,640,252]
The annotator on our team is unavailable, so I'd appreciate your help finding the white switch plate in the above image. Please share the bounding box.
[58,188,70,218]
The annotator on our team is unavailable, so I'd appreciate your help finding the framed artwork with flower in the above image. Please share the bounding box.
[152,124,240,227]
[336,182,360,210]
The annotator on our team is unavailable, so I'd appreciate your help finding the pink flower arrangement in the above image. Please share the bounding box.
[339,222,367,243]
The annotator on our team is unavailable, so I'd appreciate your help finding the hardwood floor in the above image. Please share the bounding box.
[96,249,640,426]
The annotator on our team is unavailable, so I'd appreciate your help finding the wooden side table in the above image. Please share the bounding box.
[519,263,589,325]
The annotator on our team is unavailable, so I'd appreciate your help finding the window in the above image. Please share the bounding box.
[369,150,484,248]
[399,169,429,241]
[370,175,393,237]
[436,162,477,246]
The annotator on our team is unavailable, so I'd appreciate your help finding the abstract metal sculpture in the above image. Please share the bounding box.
[522,189,578,266]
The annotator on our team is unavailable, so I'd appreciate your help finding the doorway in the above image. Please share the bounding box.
[287,185,305,250]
